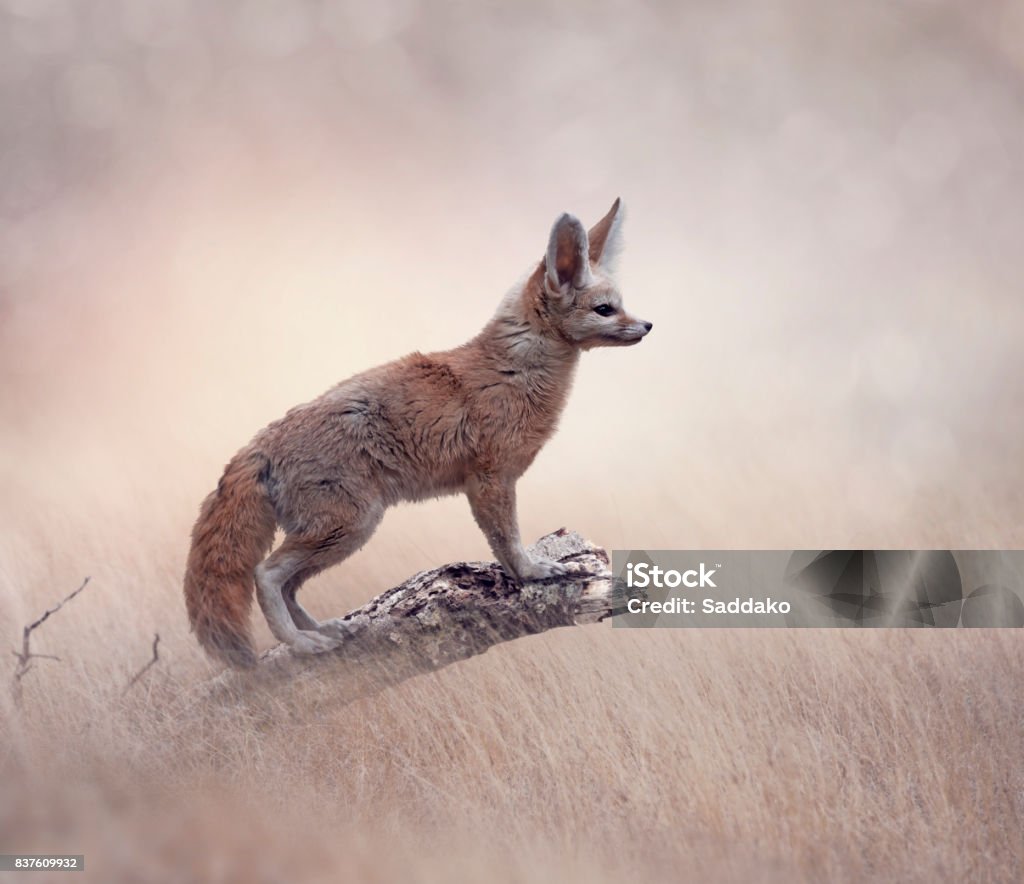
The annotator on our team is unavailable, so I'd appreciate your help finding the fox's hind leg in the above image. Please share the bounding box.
[255,504,384,656]
[282,574,322,632]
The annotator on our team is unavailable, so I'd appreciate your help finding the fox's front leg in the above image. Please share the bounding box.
[466,473,569,582]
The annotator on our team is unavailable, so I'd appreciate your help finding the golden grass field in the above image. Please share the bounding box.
[2,527,1024,883]
[3,1,1024,881]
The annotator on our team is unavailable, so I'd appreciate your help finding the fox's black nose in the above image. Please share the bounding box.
[643,321,653,332]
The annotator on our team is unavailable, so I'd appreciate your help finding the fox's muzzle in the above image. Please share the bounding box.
[622,319,653,344]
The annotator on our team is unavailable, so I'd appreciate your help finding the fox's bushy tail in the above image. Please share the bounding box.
[184,448,277,668]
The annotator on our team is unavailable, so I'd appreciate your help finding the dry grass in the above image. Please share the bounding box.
[1,509,1022,883]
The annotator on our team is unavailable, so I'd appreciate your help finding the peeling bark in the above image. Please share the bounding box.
[205,530,620,700]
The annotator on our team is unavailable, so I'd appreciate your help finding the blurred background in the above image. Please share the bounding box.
[2,0,1024,570]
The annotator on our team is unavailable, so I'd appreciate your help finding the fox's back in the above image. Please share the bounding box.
[251,338,574,510]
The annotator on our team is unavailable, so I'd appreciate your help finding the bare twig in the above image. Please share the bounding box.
[11,577,90,707]
[124,633,161,693]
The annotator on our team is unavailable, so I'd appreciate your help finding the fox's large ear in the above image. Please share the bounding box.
[545,213,592,292]
[587,197,624,273]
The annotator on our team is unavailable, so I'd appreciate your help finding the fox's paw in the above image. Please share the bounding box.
[515,557,571,582]
[288,630,343,656]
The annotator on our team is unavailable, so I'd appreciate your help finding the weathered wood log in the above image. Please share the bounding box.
[204,529,620,702]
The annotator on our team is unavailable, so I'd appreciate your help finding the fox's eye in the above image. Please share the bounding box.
[593,304,616,317]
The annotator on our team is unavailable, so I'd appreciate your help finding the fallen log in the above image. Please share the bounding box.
[204,529,620,701]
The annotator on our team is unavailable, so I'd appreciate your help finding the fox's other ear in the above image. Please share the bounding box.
[587,197,624,272]
[545,213,592,292]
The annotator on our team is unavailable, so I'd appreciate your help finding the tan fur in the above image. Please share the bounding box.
[183,200,651,666]
[184,449,278,667]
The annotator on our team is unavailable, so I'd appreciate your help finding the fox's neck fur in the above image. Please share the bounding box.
[468,263,579,410]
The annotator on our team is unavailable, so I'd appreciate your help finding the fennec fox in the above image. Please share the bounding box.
[184,199,651,667]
